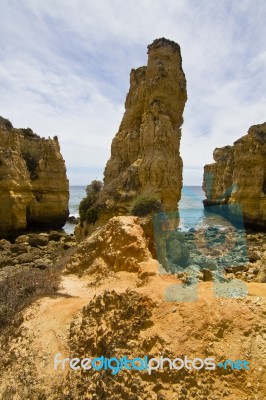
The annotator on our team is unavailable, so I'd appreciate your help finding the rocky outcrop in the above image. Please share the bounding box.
[67,216,159,278]
[71,215,266,283]
[0,117,69,238]
[59,217,266,399]
[203,122,266,230]
[1,215,266,399]
[102,38,187,213]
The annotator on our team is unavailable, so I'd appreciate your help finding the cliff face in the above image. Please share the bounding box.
[0,117,69,237]
[203,122,266,229]
[103,38,187,212]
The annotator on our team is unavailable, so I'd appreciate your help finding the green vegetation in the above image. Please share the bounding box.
[0,116,13,130]
[131,194,163,216]
[20,127,39,138]
[79,180,103,224]
[86,207,98,224]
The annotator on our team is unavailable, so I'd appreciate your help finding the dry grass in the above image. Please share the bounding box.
[0,248,75,332]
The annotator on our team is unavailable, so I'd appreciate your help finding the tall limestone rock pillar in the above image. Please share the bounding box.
[203,122,266,230]
[103,38,187,212]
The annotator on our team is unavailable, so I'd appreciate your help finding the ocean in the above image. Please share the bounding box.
[63,186,231,234]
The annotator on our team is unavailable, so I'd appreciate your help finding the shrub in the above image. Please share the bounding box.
[0,117,13,130]
[20,127,39,138]
[131,194,163,216]
[86,180,103,196]
[86,207,98,225]
[0,263,63,330]
[79,180,103,223]
[79,196,93,220]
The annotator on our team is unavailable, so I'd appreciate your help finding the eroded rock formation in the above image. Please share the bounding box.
[0,117,69,237]
[203,122,266,229]
[67,216,158,277]
[1,215,266,398]
[59,217,266,399]
[102,38,187,213]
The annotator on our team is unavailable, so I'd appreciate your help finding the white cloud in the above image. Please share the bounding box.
[0,0,265,186]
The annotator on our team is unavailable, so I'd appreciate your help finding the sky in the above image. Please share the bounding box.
[0,0,265,186]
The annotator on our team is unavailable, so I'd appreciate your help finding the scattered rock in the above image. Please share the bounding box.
[249,251,261,263]
[28,234,49,247]
[68,216,79,224]
[48,231,64,242]
[0,231,76,279]
[0,239,11,250]
[10,244,28,254]
[202,269,213,281]
[33,260,49,270]
[15,235,30,244]
[17,253,35,264]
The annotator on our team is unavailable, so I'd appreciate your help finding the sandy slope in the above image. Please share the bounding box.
[0,269,265,400]
[0,216,265,399]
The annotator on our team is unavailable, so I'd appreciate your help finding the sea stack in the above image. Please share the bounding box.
[0,117,69,238]
[203,122,266,230]
[103,38,187,213]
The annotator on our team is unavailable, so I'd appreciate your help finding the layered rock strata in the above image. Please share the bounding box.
[102,38,187,213]
[203,122,266,230]
[0,117,69,237]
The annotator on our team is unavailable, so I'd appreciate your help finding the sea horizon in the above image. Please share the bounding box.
[64,185,214,235]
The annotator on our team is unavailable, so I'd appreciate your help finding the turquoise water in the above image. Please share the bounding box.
[179,186,205,229]
[63,186,234,234]
[63,186,206,234]
[178,186,240,231]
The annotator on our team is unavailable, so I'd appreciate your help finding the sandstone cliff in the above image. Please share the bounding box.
[203,122,266,229]
[0,117,69,237]
[102,38,187,213]
[75,38,187,241]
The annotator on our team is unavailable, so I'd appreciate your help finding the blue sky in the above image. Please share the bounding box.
[0,0,265,185]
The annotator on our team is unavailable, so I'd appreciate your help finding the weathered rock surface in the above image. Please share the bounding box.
[66,216,159,279]
[0,231,76,283]
[0,117,69,237]
[203,122,266,229]
[102,38,187,213]
[70,215,266,285]
[1,215,265,399]
[61,288,266,400]
[75,38,187,241]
